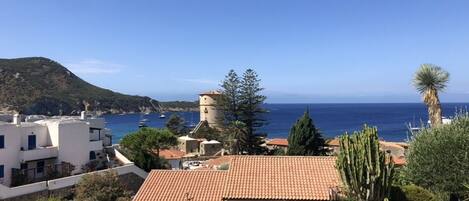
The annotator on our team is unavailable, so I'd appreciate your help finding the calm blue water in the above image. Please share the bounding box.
[105,103,469,143]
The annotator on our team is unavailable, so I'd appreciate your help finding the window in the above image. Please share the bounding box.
[0,165,4,178]
[89,151,96,160]
[20,163,28,170]
[37,161,44,174]
[0,135,4,149]
[28,135,36,150]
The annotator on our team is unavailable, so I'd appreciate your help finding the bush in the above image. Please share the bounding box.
[405,115,469,198]
[390,185,437,201]
[36,197,62,201]
[217,163,230,170]
[120,128,177,171]
[75,170,131,201]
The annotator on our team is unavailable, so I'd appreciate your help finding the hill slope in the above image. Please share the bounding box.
[0,57,157,115]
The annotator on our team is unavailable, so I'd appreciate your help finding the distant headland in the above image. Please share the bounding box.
[0,57,197,115]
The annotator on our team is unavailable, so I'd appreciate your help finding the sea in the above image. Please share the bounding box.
[104,103,469,144]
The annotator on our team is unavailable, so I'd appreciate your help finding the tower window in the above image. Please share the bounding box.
[0,135,4,149]
[204,108,208,113]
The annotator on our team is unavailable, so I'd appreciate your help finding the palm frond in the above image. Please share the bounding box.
[413,64,450,94]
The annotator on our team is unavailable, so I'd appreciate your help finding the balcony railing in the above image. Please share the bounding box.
[89,140,103,151]
[11,162,75,187]
[20,146,58,162]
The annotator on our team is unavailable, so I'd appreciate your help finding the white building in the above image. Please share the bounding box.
[0,112,112,187]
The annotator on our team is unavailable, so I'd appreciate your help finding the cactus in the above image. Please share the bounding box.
[336,126,394,201]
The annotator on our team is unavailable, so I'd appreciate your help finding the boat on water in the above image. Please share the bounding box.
[138,121,148,128]
[159,113,166,119]
[408,116,452,135]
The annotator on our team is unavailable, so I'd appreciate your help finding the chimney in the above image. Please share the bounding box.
[13,114,21,126]
[80,111,86,120]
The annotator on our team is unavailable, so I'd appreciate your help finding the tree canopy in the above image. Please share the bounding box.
[165,113,187,136]
[413,64,449,126]
[405,114,469,199]
[120,128,177,171]
[287,109,326,156]
[219,69,267,154]
[75,170,131,201]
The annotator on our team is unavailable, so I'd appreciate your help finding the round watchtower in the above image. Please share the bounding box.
[199,90,223,128]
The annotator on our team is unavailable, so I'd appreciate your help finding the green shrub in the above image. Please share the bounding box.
[75,170,131,201]
[390,185,437,201]
[405,115,469,198]
[217,163,230,170]
[36,197,62,201]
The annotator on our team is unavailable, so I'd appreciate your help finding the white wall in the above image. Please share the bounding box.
[87,118,105,129]
[0,163,148,199]
[20,124,48,150]
[42,121,60,147]
[57,122,90,174]
[0,124,22,186]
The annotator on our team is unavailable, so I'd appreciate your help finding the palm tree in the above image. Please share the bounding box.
[413,64,449,126]
[224,120,247,154]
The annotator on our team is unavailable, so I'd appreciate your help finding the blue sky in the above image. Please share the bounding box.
[1,0,469,103]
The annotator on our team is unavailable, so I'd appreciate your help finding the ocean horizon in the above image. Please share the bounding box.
[106,102,469,143]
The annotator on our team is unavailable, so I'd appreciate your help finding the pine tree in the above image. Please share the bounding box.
[287,109,326,156]
[165,113,187,136]
[219,69,241,123]
[238,69,267,154]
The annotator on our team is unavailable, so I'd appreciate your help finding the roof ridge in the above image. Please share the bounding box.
[149,169,227,173]
[231,155,336,158]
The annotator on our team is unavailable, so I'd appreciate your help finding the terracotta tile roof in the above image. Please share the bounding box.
[223,156,339,200]
[133,170,227,201]
[266,138,289,147]
[326,138,340,147]
[157,149,186,160]
[202,156,234,169]
[392,156,407,166]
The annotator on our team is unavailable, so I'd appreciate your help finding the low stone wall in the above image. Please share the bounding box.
[3,172,144,201]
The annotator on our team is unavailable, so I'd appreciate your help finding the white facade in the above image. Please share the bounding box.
[0,113,112,187]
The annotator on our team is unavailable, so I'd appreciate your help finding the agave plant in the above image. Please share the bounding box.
[413,64,449,126]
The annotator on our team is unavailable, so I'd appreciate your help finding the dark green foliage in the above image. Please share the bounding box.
[0,57,159,115]
[75,170,131,201]
[165,113,187,135]
[192,121,223,141]
[336,126,394,201]
[405,115,469,199]
[218,69,267,155]
[36,196,63,201]
[391,167,411,187]
[159,101,198,111]
[287,109,326,156]
[237,69,267,154]
[271,148,286,156]
[120,128,177,171]
[390,185,437,201]
[220,69,241,123]
[222,120,248,155]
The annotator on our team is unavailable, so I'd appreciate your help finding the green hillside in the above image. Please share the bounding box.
[0,57,158,115]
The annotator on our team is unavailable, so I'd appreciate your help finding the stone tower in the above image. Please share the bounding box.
[199,90,223,128]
